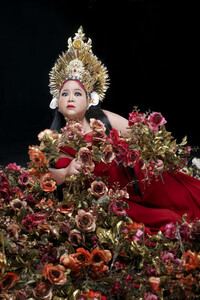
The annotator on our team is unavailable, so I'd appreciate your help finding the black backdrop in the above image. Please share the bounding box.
[0,0,199,166]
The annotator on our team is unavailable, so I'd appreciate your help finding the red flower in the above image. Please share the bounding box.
[126,150,139,166]
[22,213,47,231]
[41,179,57,192]
[128,111,146,126]
[0,272,19,290]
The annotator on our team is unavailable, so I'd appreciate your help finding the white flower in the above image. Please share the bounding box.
[49,97,58,109]
[89,91,99,107]
[192,157,200,169]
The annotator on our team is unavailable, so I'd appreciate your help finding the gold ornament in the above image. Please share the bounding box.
[49,26,109,102]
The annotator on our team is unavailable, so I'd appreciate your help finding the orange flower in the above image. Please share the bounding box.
[60,248,90,277]
[179,274,197,290]
[42,263,67,285]
[36,198,55,210]
[28,146,49,168]
[90,249,112,267]
[182,250,200,271]
[41,180,57,192]
[149,276,160,294]
[81,290,102,299]
[0,272,19,290]
[57,203,74,215]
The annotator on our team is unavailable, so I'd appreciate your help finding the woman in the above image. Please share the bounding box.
[49,27,200,233]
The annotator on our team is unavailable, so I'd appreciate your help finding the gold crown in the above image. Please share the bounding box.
[49,26,109,101]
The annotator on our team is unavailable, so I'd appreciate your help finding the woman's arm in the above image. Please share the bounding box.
[49,158,82,186]
[102,109,129,136]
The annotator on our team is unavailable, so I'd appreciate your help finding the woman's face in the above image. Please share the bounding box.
[58,80,88,121]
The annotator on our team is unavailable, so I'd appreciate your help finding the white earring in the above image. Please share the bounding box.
[88,92,99,107]
[49,97,58,109]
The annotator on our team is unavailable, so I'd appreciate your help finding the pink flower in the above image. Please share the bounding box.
[148,112,167,132]
[144,292,158,300]
[128,111,146,126]
[75,209,96,232]
[18,171,30,186]
[131,229,143,244]
[6,162,21,172]
[164,222,177,240]
[108,200,127,216]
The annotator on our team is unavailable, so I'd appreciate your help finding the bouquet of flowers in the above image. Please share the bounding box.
[0,108,200,299]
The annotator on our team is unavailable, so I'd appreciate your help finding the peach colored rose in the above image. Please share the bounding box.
[38,129,59,141]
[90,180,108,198]
[102,145,115,164]
[75,209,96,232]
[90,118,106,132]
[42,263,67,285]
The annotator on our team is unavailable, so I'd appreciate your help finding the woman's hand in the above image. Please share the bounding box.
[154,159,164,172]
[49,158,82,186]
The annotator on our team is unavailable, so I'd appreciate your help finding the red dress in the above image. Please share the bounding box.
[55,133,200,234]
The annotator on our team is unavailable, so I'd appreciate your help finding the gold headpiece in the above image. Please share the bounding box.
[49,26,109,109]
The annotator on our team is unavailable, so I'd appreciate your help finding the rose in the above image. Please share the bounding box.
[18,171,30,186]
[42,263,67,285]
[144,293,158,300]
[90,180,108,198]
[115,138,128,164]
[90,118,106,132]
[62,121,85,140]
[0,272,19,290]
[33,281,52,299]
[6,162,21,172]
[102,144,115,164]
[148,112,167,132]
[108,200,127,216]
[182,250,200,271]
[109,128,120,147]
[78,147,95,173]
[91,130,107,143]
[68,229,85,246]
[126,150,139,166]
[75,209,96,232]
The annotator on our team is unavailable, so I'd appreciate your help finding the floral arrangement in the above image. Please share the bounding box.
[0,108,200,299]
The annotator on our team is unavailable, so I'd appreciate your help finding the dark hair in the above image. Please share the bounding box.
[50,104,141,197]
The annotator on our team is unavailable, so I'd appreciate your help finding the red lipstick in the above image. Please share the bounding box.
[67,105,75,109]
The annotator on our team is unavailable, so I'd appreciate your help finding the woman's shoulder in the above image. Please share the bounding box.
[102,109,129,136]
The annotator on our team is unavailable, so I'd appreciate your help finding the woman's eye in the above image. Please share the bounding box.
[75,92,81,96]
[61,92,68,96]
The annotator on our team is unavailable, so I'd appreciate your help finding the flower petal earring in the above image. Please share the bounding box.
[49,97,58,109]
[88,92,99,108]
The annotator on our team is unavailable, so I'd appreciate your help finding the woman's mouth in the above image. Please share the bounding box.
[67,105,75,109]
